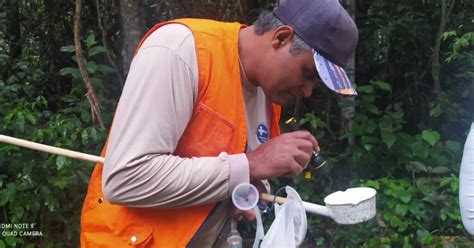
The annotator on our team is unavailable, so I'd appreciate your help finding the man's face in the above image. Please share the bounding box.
[258,34,321,105]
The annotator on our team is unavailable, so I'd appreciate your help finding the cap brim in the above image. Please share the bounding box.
[313,49,357,96]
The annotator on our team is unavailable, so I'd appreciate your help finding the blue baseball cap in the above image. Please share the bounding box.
[274,0,358,95]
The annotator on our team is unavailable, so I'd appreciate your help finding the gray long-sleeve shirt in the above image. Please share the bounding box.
[101,23,270,247]
[102,23,269,208]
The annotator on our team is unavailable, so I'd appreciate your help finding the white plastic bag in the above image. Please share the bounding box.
[460,123,474,235]
[260,186,307,248]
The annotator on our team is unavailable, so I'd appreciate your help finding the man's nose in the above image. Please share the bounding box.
[300,81,314,97]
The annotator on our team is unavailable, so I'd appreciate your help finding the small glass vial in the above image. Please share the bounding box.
[227,220,242,248]
[285,117,327,180]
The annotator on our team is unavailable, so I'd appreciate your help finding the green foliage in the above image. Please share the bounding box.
[287,74,473,246]
[444,31,474,63]
[359,175,461,245]
[0,33,114,246]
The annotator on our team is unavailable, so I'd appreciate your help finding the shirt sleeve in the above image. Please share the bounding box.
[102,24,249,208]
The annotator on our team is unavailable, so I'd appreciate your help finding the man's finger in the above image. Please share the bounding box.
[289,131,319,150]
[295,139,315,154]
[244,209,256,221]
[293,149,312,168]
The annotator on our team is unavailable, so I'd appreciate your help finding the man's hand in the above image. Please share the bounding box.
[231,206,256,222]
[247,131,319,180]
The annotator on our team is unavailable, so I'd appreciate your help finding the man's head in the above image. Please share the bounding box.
[248,0,358,105]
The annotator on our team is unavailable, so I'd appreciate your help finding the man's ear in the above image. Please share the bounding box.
[271,25,294,49]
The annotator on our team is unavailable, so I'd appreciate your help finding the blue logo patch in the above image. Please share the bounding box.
[256,123,269,144]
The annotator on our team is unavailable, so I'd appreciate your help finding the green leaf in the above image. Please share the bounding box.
[60,45,75,53]
[429,102,442,117]
[408,201,424,217]
[446,140,461,153]
[416,229,433,245]
[422,130,440,146]
[90,127,99,141]
[81,129,89,145]
[0,184,17,207]
[367,104,381,115]
[386,199,396,208]
[440,211,447,221]
[56,156,69,170]
[12,206,24,221]
[365,122,378,133]
[374,81,391,91]
[96,64,114,73]
[0,240,5,248]
[16,112,25,133]
[7,74,19,83]
[25,112,37,125]
[389,215,403,227]
[0,191,8,206]
[411,142,430,159]
[395,204,408,216]
[86,61,98,73]
[381,237,391,245]
[86,34,97,49]
[362,180,380,190]
[431,166,449,174]
[54,177,69,189]
[357,85,373,93]
[410,161,428,172]
[362,136,381,144]
[0,53,9,61]
[59,67,81,79]
[363,144,373,151]
[379,119,393,131]
[91,77,103,88]
[440,177,452,187]
[430,153,449,166]
[402,236,411,248]
[0,174,7,188]
[361,95,375,103]
[88,46,108,57]
[398,191,412,203]
[81,111,91,123]
[381,131,397,148]
[442,30,456,40]
[383,208,392,222]
[451,180,458,192]
[4,236,16,246]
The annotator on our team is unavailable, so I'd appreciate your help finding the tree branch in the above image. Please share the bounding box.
[74,0,105,129]
[431,0,455,97]
[94,0,125,87]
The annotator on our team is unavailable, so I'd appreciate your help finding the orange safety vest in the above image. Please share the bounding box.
[80,18,281,247]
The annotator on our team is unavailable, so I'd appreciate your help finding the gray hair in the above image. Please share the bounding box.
[253,10,311,55]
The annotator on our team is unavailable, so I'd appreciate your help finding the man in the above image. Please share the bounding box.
[80,0,358,247]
